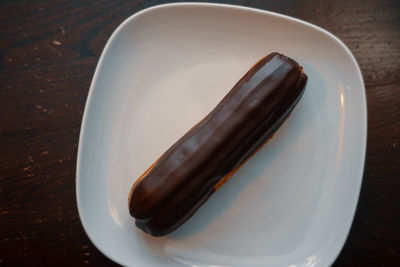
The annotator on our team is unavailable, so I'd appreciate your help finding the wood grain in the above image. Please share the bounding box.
[0,0,399,266]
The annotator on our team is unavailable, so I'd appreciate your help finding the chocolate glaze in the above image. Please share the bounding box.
[129,52,308,236]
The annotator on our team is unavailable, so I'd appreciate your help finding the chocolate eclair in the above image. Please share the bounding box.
[128,52,307,236]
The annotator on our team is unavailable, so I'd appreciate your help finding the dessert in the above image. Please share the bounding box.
[128,52,308,236]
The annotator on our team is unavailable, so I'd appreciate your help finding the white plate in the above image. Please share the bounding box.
[77,3,366,267]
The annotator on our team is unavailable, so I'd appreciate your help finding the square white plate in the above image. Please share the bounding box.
[77,3,366,267]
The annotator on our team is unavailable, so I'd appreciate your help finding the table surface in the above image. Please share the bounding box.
[1,0,399,266]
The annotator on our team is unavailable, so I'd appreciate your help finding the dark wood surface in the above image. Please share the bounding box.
[0,0,399,266]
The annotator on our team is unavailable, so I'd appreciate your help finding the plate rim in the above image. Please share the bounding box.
[76,2,367,266]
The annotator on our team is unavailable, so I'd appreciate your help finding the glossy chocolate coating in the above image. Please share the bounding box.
[129,52,307,236]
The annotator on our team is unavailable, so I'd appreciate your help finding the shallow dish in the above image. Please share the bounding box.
[77,3,366,266]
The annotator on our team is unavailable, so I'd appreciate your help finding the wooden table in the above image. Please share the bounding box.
[1,0,399,266]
